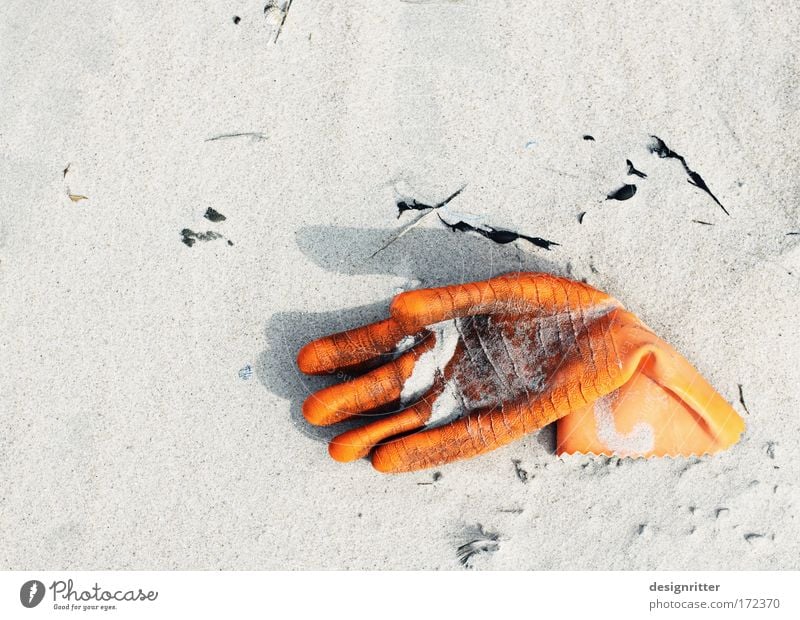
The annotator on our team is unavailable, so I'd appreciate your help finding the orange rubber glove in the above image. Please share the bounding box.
[297,273,745,473]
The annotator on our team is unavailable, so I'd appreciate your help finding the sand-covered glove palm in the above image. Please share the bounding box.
[297,273,744,473]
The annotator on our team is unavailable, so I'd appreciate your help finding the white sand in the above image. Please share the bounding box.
[1,0,798,570]
[399,319,459,406]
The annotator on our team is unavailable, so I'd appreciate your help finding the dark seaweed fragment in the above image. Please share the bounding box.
[437,214,559,250]
[181,229,224,247]
[583,135,595,141]
[397,186,465,217]
[626,159,648,178]
[648,135,729,215]
[744,533,765,543]
[204,207,227,222]
[607,184,637,201]
[738,384,750,415]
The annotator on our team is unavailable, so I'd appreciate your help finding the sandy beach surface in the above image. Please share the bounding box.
[2,1,798,569]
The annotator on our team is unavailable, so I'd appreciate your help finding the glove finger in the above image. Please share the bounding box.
[297,317,412,375]
[327,386,443,463]
[370,398,548,473]
[389,272,616,334]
